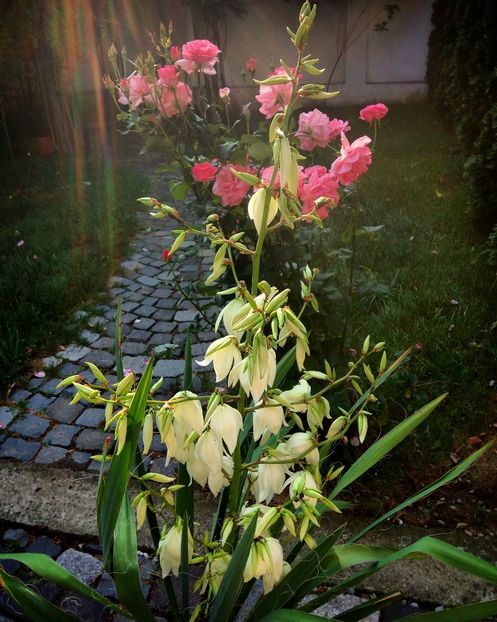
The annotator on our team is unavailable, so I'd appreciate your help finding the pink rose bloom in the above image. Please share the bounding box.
[255,67,293,119]
[170,46,182,62]
[158,81,192,117]
[192,161,218,183]
[331,132,372,186]
[157,65,179,87]
[303,165,327,180]
[176,39,221,75]
[128,74,152,109]
[300,170,340,219]
[296,108,333,151]
[219,87,230,100]
[328,118,351,140]
[246,57,256,74]
[359,103,389,123]
[212,164,252,206]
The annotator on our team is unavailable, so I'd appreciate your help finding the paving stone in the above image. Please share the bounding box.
[149,333,175,347]
[34,445,68,465]
[154,287,174,299]
[45,424,81,447]
[155,297,177,310]
[0,437,40,461]
[93,337,115,350]
[127,329,151,342]
[152,321,176,333]
[87,315,106,328]
[110,286,125,296]
[75,408,105,428]
[87,459,110,474]
[9,413,50,439]
[75,429,108,452]
[134,304,156,318]
[42,355,62,369]
[139,264,160,277]
[46,397,85,424]
[153,344,179,358]
[133,317,155,331]
[137,285,154,296]
[121,301,139,312]
[174,309,199,323]
[38,378,67,396]
[152,308,175,321]
[68,450,91,470]
[105,322,131,338]
[57,549,103,585]
[10,388,31,402]
[197,331,219,343]
[121,259,144,274]
[121,341,147,356]
[141,296,159,306]
[28,377,45,390]
[3,528,29,548]
[137,275,159,287]
[0,407,16,429]
[153,359,184,378]
[123,290,143,302]
[121,356,149,375]
[156,269,177,282]
[59,344,91,362]
[122,312,138,324]
[27,536,62,558]
[104,309,117,321]
[80,330,100,344]
[60,362,82,376]
[191,343,208,357]
[85,350,115,369]
[110,275,133,287]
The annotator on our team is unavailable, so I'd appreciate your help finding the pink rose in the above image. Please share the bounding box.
[158,81,192,117]
[328,118,351,140]
[300,169,340,219]
[212,164,253,206]
[170,46,182,62]
[192,161,218,183]
[331,132,372,186]
[359,103,389,123]
[128,74,152,109]
[157,65,179,87]
[296,108,333,151]
[303,165,327,180]
[246,57,256,74]
[176,39,221,75]
[255,67,293,119]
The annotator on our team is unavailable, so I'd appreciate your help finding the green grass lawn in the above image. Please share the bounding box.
[0,153,149,394]
[339,102,497,459]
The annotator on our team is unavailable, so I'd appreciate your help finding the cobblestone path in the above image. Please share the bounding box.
[0,156,217,473]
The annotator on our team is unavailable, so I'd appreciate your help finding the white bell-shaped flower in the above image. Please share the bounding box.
[248,187,279,234]
[261,537,284,594]
[252,454,289,504]
[253,399,286,441]
[215,297,245,340]
[171,391,204,435]
[158,519,193,577]
[279,378,311,412]
[284,431,319,465]
[195,428,223,475]
[197,336,241,382]
[209,403,243,454]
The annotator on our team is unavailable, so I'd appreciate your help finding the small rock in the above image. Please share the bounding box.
[3,528,29,548]
[81,330,100,344]
[27,536,62,558]
[57,549,103,585]
[42,355,61,369]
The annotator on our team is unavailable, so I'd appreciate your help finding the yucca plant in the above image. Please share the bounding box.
[2,4,497,621]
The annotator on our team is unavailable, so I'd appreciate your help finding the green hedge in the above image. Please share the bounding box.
[427,0,497,232]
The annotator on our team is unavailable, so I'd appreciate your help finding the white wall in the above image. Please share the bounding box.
[223,0,432,105]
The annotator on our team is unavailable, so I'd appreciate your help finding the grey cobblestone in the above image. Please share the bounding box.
[38,378,66,397]
[134,304,156,318]
[59,344,91,362]
[11,388,32,402]
[154,287,174,299]
[57,549,103,585]
[155,297,177,309]
[121,341,147,356]
[92,336,115,350]
[34,445,68,465]
[149,333,175,346]
[75,408,105,428]
[81,330,100,344]
[121,301,139,312]
[0,407,16,429]
[45,424,81,447]
[152,321,176,333]
[152,308,175,321]
[121,356,149,375]
[76,429,109,452]
[133,317,155,331]
[128,329,152,342]
[9,413,50,439]
[153,359,184,378]
[0,437,40,461]
[68,450,91,470]
[141,296,159,306]
[174,309,199,323]
[138,275,159,287]
[84,350,115,369]
[46,397,84,424]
